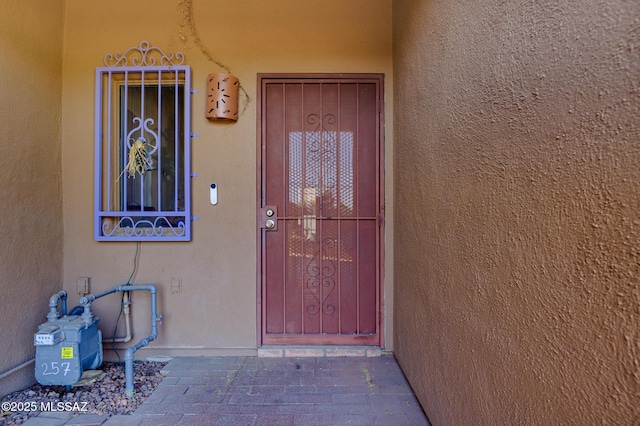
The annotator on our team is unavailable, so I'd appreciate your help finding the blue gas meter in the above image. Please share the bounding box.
[34,314,102,386]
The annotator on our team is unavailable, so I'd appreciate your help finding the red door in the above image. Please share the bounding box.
[258,75,384,346]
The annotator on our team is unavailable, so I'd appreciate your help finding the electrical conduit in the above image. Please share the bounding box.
[102,291,132,343]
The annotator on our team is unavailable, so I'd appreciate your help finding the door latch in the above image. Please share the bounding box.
[260,206,278,231]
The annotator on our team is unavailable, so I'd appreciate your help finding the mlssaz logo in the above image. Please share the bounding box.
[40,401,89,412]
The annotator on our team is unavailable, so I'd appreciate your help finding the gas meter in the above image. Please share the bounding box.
[34,292,102,386]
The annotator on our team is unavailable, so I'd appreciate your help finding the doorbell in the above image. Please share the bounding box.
[210,183,218,205]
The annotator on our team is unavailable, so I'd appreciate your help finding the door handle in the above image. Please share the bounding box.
[261,206,278,231]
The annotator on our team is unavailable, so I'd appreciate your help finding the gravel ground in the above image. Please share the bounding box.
[0,361,166,425]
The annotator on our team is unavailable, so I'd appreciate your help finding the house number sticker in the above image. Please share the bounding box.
[61,347,73,359]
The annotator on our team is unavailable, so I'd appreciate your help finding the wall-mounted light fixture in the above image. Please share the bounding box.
[206,73,239,121]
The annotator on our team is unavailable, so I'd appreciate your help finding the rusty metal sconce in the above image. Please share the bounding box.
[206,73,239,121]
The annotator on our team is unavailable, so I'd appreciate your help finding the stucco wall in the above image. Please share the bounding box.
[393,0,639,423]
[0,0,64,397]
[61,0,393,357]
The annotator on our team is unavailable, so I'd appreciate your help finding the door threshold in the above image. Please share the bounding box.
[258,345,390,358]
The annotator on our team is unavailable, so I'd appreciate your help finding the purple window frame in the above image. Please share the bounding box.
[94,42,192,241]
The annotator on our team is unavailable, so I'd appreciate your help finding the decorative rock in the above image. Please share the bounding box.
[0,361,166,425]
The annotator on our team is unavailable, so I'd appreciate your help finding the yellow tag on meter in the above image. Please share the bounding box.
[61,347,73,359]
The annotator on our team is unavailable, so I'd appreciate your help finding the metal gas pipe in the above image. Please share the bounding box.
[79,284,161,397]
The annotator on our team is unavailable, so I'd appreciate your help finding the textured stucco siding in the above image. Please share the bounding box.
[393,0,639,423]
[0,0,64,397]
[61,0,394,357]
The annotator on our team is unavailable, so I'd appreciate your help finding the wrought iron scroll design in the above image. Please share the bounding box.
[104,40,185,67]
[102,217,186,238]
[127,117,159,157]
[306,237,337,315]
[306,113,337,190]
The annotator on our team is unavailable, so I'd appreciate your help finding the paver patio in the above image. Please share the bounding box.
[26,355,430,425]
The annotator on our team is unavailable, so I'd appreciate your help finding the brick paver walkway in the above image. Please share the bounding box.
[27,355,430,425]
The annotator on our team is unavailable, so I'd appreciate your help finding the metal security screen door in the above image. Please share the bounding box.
[258,75,384,346]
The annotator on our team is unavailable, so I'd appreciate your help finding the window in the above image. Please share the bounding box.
[94,42,192,241]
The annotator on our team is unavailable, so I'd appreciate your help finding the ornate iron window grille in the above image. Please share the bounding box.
[94,41,193,241]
